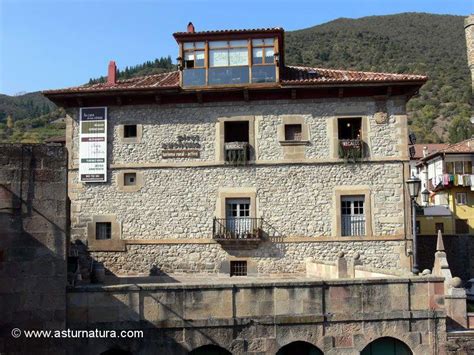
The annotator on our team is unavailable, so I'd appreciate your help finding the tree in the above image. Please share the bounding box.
[448,115,473,143]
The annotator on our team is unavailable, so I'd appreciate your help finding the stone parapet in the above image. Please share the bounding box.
[66,277,446,354]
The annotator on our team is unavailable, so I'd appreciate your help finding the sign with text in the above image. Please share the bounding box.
[161,135,201,159]
[79,107,107,182]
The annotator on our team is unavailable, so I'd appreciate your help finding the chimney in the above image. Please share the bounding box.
[187,22,195,33]
[107,60,117,86]
[422,146,428,158]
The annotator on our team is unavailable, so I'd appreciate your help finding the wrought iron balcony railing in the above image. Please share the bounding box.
[338,139,365,161]
[213,217,263,240]
[224,142,249,165]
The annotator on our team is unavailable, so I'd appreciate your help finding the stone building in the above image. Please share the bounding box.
[42,24,428,278]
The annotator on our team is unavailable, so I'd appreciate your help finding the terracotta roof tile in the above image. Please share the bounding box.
[173,27,283,37]
[411,144,449,160]
[420,138,474,161]
[281,66,427,85]
[43,66,427,95]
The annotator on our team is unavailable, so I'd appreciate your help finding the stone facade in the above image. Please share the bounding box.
[66,97,412,276]
[0,144,68,354]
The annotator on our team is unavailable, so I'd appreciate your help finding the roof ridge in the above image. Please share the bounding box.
[285,65,427,78]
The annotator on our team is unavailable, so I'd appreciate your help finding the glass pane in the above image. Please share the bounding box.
[251,65,276,83]
[466,161,473,174]
[183,42,194,49]
[183,68,206,86]
[252,39,264,46]
[446,162,453,174]
[209,40,227,48]
[263,38,274,45]
[195,41,205,49]
[229,48,248,66]
[208,66,249,85]
[252,48,263,64]
[195,51,205,67]
[265,48,275,64]
[184,52,194,60]
[210,49,229,67]
[455,161,463,174]
[230,40,248,47]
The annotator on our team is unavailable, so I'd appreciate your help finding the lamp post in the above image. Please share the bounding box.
[406,175,422,275]
[421,189,430,206]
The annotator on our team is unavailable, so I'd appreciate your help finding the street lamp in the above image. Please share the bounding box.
[406,175,422,274]
[421,189,430,206]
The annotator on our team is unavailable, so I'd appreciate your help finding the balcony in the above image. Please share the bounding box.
[224,142,249,165]
[213,217,263,249]
[338,139,365,161]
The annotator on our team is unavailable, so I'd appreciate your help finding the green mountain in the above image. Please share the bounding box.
[0,13,471,143]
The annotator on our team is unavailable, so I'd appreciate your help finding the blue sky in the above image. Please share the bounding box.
[0,0,472,95]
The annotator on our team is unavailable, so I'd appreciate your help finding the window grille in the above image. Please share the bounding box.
[230,260,247,276]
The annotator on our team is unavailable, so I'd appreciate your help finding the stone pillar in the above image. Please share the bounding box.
[465,15,474,91]
[445,277,468,329]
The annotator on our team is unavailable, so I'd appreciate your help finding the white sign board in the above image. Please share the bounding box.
[79,107,107,182]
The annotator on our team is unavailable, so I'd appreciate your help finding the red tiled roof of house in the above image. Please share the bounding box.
[173,27,283,37]
[420,138,474,161]
[42,66,427,95]
[281,66,427,85]
[410,144,449,160]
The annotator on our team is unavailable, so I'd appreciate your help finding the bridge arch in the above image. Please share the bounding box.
[276,341,324,355]
[188,344,232,355]
[361,336,413,355]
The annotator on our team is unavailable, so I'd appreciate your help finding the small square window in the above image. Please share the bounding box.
[124,125,137,138]
[456,192,467,205]
[230,260,247,276]
[284,124,302,141]
[96,222,111,240]
[124,173,136,186]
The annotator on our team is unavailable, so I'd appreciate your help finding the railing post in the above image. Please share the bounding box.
[212,217,216,238]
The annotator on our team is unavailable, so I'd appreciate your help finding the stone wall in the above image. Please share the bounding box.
[0,144,68,354]
[92,240,405,276]
[66,97,411,275]
[66,277,446,354]
[66,97,408,166]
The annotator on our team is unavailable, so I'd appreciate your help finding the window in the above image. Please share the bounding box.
[416,221,421,234]
[208,40,249,85]
[341,196,365,236]
[96,222,112,240]
[455,219,469,234]
[338,118,362,140]
[435,223,444,234]
[183,42,205,68]
[284,124,302,141]
[456,192,467,205]
[251,38,274,65]
[446,161,473,174]
[225,198,251,237]
[224,121,250,164]
[124,125,137,138]
[124,172,136,186]
[230,260,247,276]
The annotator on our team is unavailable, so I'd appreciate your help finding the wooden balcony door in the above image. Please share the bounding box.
[226,198,251,238]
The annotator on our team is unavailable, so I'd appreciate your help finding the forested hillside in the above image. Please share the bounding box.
[0,13,471,143]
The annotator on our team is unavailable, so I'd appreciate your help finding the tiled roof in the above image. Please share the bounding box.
[173,27,283,36]
[281,66,427,85]
[421,138,474,161]
[411,144,449,160]
[42,66,427,95]
[43,71,180,94]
